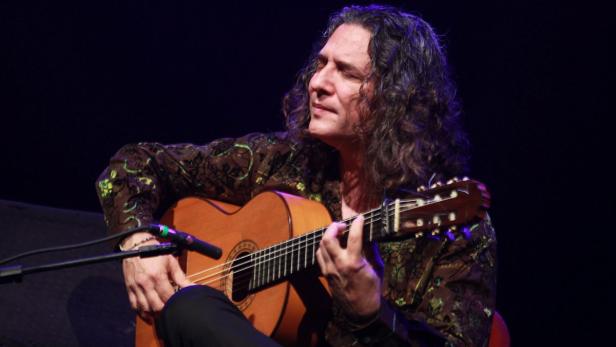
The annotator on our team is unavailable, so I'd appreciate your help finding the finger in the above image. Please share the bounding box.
[124,274,138,310]
[135,273,164,313]
[157,275,177,303]
[127,289,138,311]
[347,215,365,257]
[318,240,338,276]
[315,248,327,275]
[141,284,166,313]
[168,256,193,288]
[320,222,345,257]
[134,287,151,314]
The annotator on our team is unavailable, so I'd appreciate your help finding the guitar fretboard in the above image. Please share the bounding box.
[242,180,479,291]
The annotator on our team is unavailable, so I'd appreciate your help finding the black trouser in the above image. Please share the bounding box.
[157,285,282,347]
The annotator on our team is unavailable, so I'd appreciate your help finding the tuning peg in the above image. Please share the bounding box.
[446,177,460,184]
[430,181,443,189]
[431,229,440,236]
[415,232,424,239]
[462,176,469,181]
[417,185,426,192]
[461,226,471,239]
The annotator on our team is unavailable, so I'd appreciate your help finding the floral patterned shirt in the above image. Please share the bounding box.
[96,132,497,346]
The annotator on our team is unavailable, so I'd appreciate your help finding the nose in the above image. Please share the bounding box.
[309,64,334,97]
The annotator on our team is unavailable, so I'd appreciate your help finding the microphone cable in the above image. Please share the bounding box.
[0,226,152,265]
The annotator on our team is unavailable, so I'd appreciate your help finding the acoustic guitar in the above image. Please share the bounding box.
[135,178,490,347]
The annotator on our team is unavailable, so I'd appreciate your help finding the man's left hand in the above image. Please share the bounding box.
[316,215,381,320]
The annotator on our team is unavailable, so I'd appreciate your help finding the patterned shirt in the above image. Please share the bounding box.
[96,132,497,346]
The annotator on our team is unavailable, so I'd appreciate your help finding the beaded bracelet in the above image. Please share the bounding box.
[119,236,158,251]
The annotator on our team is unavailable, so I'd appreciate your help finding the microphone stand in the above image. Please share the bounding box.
[0,243,179,284]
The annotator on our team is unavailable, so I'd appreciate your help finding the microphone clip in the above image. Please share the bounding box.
[148,224,222,260]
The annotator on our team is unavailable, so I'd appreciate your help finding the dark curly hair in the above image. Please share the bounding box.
[283,4,469,193]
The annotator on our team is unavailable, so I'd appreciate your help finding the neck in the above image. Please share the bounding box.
[338,149,378,212]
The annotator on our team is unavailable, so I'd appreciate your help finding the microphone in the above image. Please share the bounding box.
[148,224,222,260]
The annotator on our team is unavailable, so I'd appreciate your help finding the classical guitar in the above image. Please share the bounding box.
[135,178,490,347]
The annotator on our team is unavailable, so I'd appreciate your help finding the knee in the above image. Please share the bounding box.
[162,285,227,323]
[158,285,243,345]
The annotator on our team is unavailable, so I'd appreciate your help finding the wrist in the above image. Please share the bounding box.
[340,296,381,331]
[349,299,394,346]
[119,232,159,251]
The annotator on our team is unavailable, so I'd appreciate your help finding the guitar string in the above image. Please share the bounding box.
[200,210,459,292]
[185,208,384,284]
[182,199,421,283]
[185,197,464,290]
[186,201,456,287]
[180,193,453,282]
[196,225,336,289]
[184,196,459,285]
[196,210,441,290]
[180,199,407,282]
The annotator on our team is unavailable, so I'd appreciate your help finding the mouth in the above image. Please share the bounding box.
[311,102,336,114]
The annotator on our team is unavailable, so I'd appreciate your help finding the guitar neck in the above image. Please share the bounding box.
[247,178,489,291]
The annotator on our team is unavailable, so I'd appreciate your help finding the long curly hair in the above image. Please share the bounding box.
[283,4,469,192]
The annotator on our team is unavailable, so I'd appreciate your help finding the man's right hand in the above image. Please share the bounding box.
[120,232,193,323]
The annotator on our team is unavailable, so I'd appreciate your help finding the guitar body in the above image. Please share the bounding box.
[135,191,334,347]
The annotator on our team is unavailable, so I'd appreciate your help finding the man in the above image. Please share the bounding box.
[97,4,496,346]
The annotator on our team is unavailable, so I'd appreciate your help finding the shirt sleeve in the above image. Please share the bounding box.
[326,218,498,347]
[95,132,294,238]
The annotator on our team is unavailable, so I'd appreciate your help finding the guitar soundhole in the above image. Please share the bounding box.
[231,251,253,302]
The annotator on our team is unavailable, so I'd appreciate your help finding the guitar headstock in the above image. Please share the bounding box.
[385,177,490,240]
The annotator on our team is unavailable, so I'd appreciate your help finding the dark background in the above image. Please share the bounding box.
[1,0,612,345]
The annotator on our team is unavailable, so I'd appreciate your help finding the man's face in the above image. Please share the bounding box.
[308,23,372,151]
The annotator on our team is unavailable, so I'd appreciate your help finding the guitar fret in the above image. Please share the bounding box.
[271,246,276,282]
[267,248,272,284]
[303,234,307,269]
[261,249,266,287]
[268,246,276,282]
[296,236,300,271]
[272,245,280,280]
[283,242,288,276]
[271,247,276,283]
[278,243,283,279]
[311,231,316,265]
[250,253,255,290]
[255,250,260,288]
[253,251,258,288]
[271,244,275,282]
[289,239,294,274]
[272,244,277,282]
[369,213,374,241]
[257,250,262,287]
[261,250,266,287]
[277,243,282,280]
